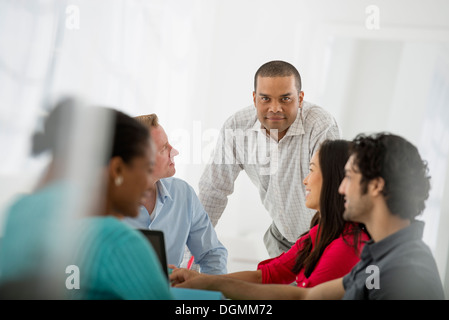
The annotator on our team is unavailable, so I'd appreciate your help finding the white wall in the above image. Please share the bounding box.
[1,0,449,294]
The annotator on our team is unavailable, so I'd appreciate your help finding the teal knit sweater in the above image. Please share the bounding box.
[68,216,173,300]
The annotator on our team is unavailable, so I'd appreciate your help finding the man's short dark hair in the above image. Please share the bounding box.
[254,60,302,93]
[350,132,431,220]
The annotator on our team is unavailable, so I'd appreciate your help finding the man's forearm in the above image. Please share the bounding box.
[222,270,262,284]
[177,275,345,300]
[186,275,307,300]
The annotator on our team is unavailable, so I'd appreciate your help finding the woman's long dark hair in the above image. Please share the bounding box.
[291,140,365,277]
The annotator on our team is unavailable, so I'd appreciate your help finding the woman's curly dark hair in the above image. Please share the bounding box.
[350,132,431,220]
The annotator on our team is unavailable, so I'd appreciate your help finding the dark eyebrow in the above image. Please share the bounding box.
[258,93,293,97]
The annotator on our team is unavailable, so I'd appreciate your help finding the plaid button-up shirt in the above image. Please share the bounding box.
[198,101,341,242]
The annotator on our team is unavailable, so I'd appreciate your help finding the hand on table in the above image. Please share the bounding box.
[169,266,201,286]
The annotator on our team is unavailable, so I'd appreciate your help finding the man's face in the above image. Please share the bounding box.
[150,125,179,181]
[253,75,303,141]
[339,155,373,223]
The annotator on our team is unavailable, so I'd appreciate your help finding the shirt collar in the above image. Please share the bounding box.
[156,178,173,204]
[361,220,425,261]
[250,105,305,137]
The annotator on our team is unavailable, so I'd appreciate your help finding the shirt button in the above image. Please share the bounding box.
[302,282,306,287]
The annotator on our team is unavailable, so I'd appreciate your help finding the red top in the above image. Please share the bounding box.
[257,223,369,288]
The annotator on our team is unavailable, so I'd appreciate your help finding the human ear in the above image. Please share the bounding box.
[299,91,304,108]
[109,156,125,186]
[370,177,385,197]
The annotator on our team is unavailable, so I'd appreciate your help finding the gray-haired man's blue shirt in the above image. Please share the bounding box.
[123,177,227,275]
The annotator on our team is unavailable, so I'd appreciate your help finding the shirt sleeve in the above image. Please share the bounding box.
[186,185,228,275]
[198,118,243,227]
[257,237,306,284]
[306,106,341,156]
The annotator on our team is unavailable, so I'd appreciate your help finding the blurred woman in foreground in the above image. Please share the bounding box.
[0,99,173,299]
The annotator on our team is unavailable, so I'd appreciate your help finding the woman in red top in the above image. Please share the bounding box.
[254,140,370,287]
[171,140,370,288]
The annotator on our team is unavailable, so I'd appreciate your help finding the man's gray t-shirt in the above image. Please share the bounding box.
[343,221,445,300]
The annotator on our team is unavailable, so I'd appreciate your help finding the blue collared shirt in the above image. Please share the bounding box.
[123,177,227,275]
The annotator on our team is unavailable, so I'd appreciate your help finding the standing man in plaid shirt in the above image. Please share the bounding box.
[198,60,341,257]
